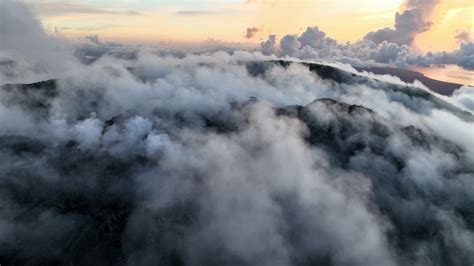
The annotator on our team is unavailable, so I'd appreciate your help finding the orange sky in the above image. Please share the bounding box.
[28,0,473,52]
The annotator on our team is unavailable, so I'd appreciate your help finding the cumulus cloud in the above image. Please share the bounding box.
[364,9,430,45]
[256,0,474,72]
[260,27,474,71]
[297,26,327,48]
[422,42,474,70]
[405,0,440,14]
[369,41,410,63]
[260,34,277,55]
[1,2,473,266]
[364,0,439,45]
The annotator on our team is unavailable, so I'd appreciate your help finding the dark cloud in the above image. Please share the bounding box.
[1,54,473,265]
[426,42,474,70]
[85,34,103,45]
[259,26,474,71]
[176,9,238,16]
[245,27,260,39]
[370,41,410,63]
[451,86,474,111]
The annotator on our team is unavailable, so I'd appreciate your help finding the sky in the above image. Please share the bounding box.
[22,0,473,53]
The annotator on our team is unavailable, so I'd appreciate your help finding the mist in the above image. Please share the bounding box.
[0,2,473,266]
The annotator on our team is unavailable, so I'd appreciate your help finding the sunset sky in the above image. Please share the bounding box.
[23,0,473,53]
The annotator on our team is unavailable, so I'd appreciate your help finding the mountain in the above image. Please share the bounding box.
[247,60,472,121]
[0,60,473,265]
[1,79,57,109]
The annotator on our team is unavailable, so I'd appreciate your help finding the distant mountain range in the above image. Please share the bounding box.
[354,66,464,96]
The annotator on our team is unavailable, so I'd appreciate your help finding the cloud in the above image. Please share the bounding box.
[84,34,103,45]
[451,86,474,111]
[245,27,260,39]
[1,2,473,266]
[371,41,410,64]
[176,9,238,16]
[364,0,440,45]
[74,35,137,64]
[0,2,76,83]
[259,25,474,71]
[1,50,473,264]
[404,0,440,15]
[279,34,300,56]
[364,9,431,45]
[29,2,141,17]
[419,42,474,70]
[297,26,328,48]
[455,30,472,43]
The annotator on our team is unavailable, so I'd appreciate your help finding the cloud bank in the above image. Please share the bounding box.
[364,0,440,45]
[258,0,473,71]
[260,26,474,71]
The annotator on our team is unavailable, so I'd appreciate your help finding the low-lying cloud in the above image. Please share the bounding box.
[260,26,474,70]
[257,0,473,71]
[0,2,473,266]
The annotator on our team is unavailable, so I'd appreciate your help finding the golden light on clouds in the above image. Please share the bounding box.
[248,0,402,42]
[32,0,473,51]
